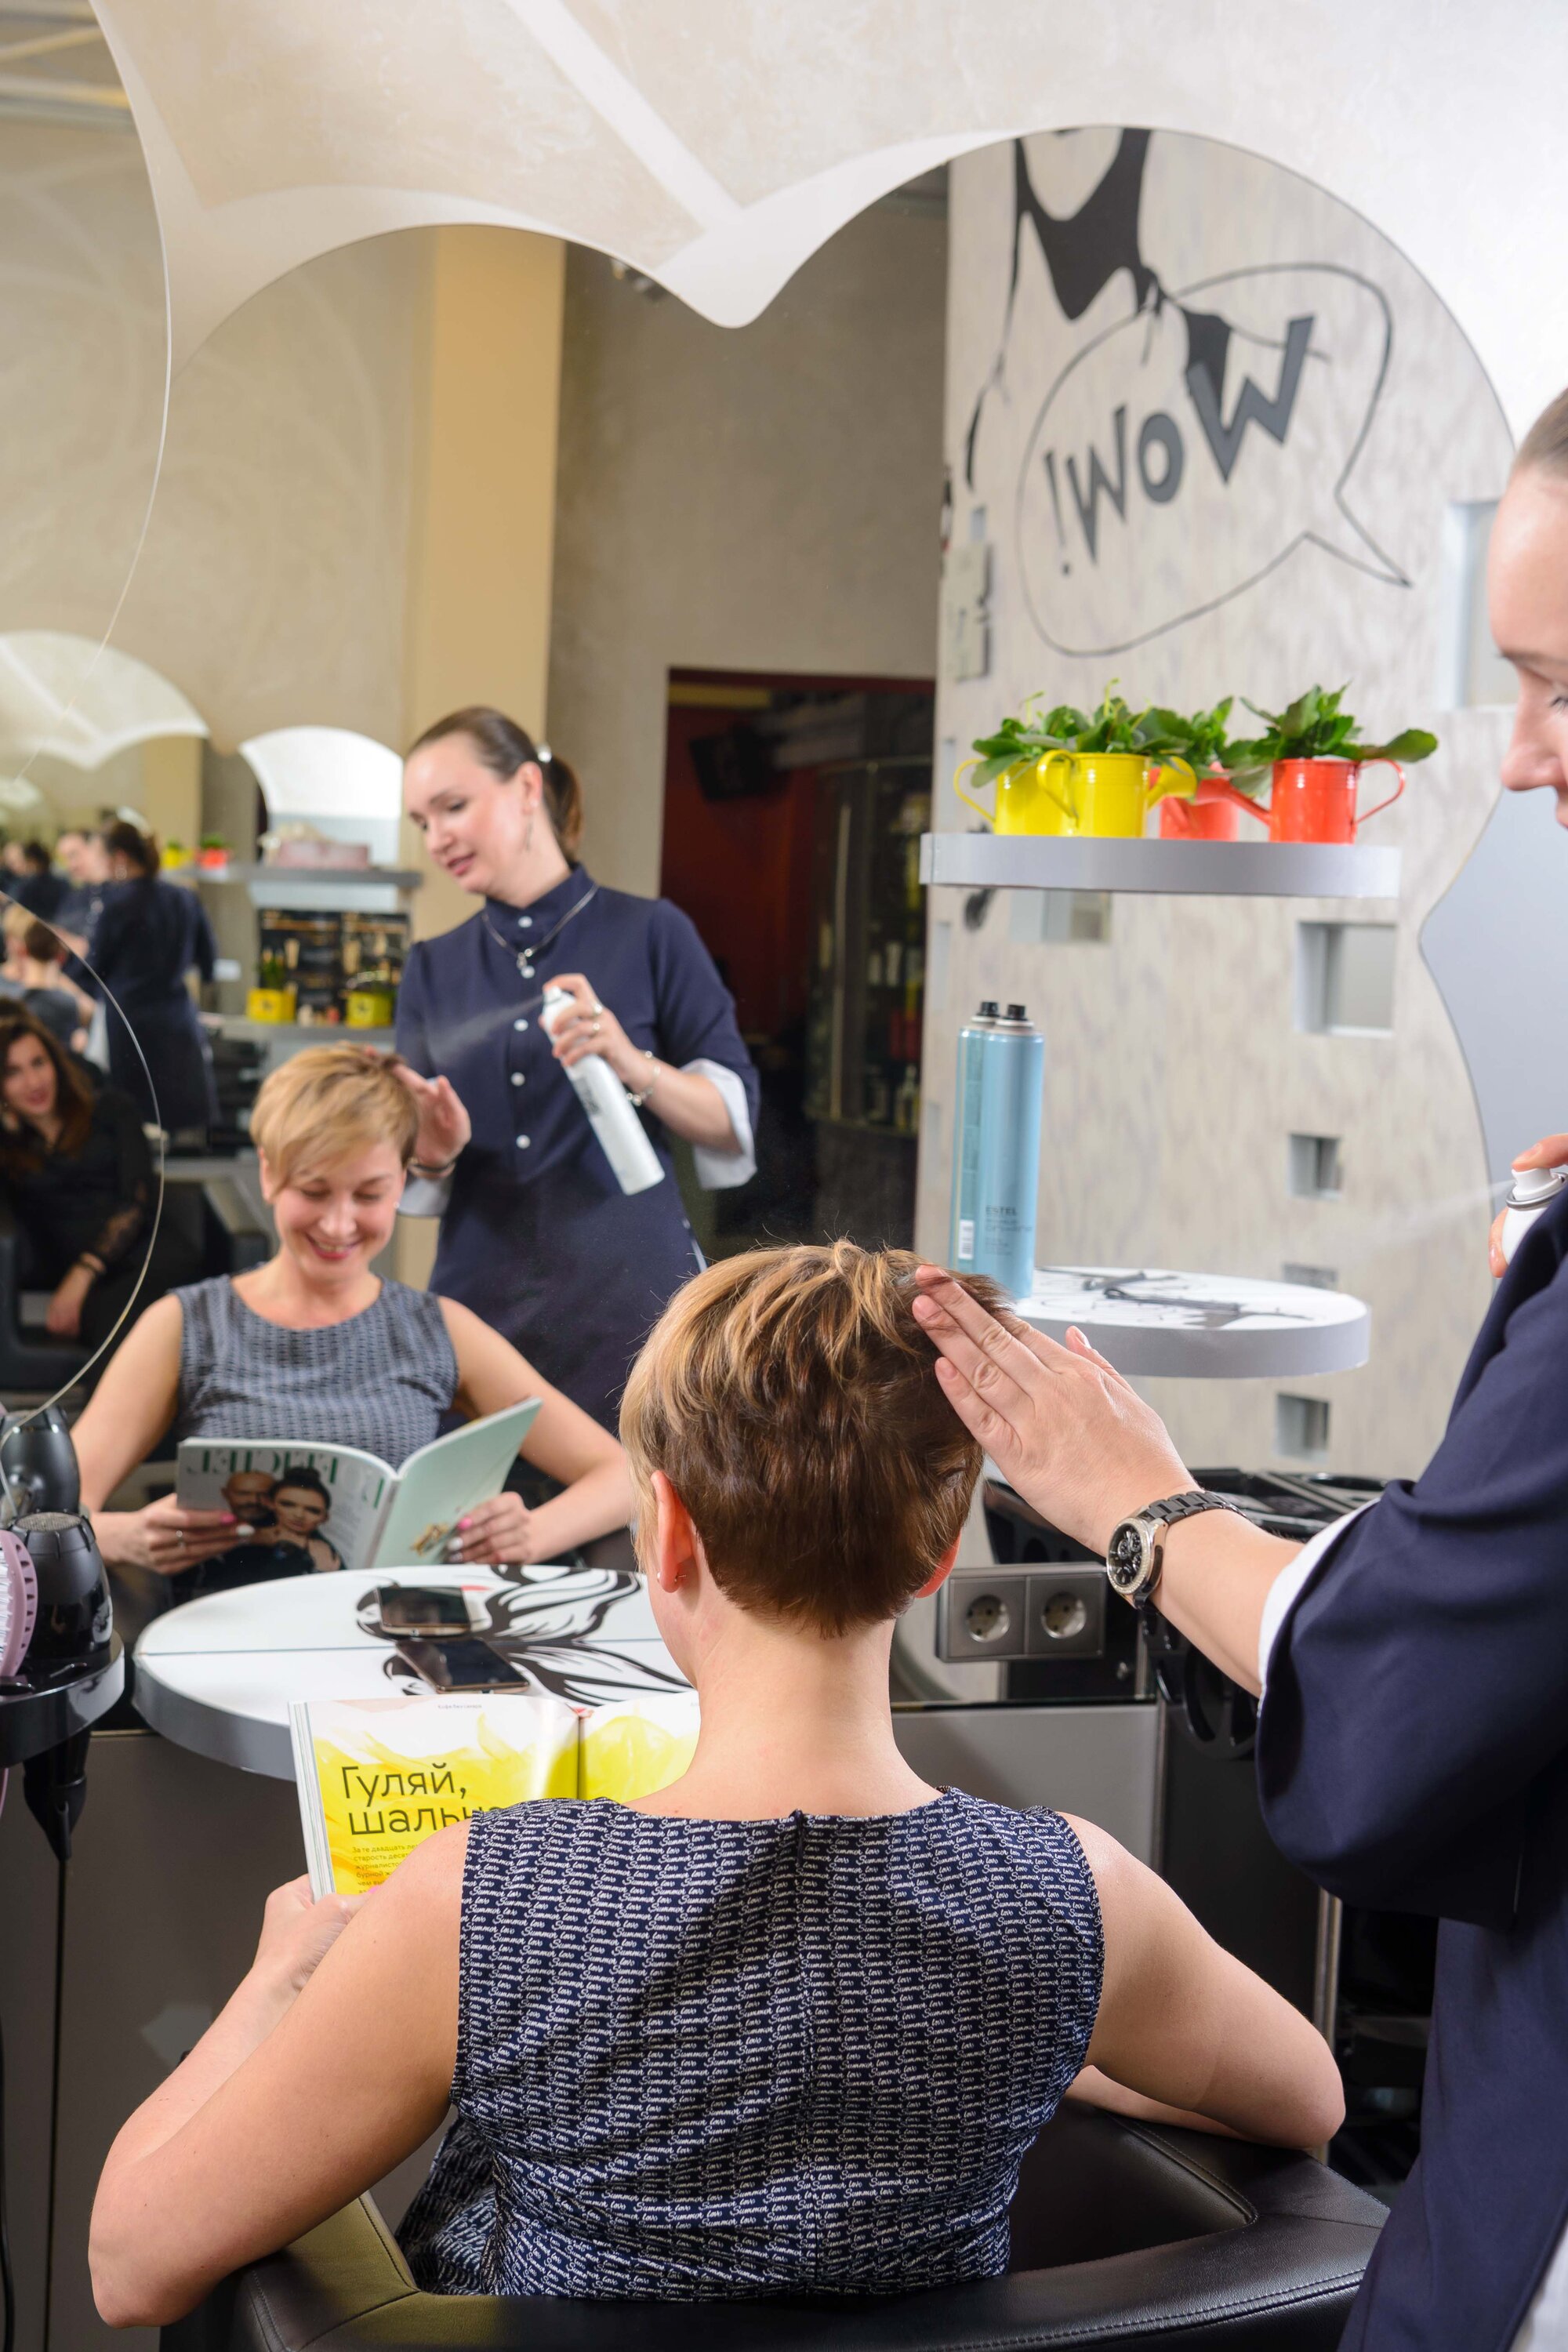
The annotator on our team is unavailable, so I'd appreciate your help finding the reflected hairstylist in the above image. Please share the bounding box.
[397,710,760,1428]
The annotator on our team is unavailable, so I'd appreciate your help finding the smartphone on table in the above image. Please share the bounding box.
[374,1583,473,1640]
[392,1635,524,1691]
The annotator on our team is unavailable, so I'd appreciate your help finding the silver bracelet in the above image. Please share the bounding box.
[627,1051,659,1109]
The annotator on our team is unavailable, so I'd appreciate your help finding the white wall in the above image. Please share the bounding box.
[928,132,1515,1481]
[547,203,946,898]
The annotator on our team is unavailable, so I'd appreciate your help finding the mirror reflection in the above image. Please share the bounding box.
[2,97,1557,2352]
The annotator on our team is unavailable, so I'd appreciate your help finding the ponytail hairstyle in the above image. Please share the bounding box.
[100,817,160,877]
[1514,387,1568,481]
[407,706,583,862]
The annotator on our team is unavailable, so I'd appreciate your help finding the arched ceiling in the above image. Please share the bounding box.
[92,0,1566,439]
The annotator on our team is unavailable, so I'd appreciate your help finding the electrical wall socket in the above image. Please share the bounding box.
[936,1568,1108,1664]
[937,1573,1029,1660]
[1024,1569,1105,1659]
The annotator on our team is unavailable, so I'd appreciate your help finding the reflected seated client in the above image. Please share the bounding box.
[89,1241,1341,2326]
[72,1045,632,1584]
[0,1010,201,1359]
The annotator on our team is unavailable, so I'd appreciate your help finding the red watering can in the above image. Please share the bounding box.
[1198,756,1406,846]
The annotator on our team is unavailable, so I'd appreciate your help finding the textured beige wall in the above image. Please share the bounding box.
[928,133,1513,1482]
[400,226,566,946]
[113,231,423,756]
[546,203,946,898]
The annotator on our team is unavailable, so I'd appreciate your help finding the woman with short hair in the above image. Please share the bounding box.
[89,1240,1341,2327]
[72,1044,632,1583]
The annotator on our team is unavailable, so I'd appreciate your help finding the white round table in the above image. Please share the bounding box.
[1018,1266,1370,1377]
[132,1564,683,1779]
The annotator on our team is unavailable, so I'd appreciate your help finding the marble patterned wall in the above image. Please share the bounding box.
[924,132,1515,1481]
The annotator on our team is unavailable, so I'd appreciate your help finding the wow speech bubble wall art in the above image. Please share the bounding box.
[1018,263,1403,656]
[963,135,1413,661]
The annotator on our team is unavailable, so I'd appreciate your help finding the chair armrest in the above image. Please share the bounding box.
[205,2115,1382,2352]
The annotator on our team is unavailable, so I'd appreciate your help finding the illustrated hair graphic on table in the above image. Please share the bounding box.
[960,132,1410,656]
[354,1566,688,1708]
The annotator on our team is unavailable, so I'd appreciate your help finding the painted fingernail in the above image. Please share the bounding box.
[458,1517,471,1530]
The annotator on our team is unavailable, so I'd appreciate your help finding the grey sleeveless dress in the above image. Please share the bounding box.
[399,1791,1103,2300]
[174,1276,459,1465]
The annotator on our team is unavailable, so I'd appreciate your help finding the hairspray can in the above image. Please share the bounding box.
[950,1001,998,1269]
[974,1003,1044,1300]
[1498,1164,1568,1266]
[540,986,665,1196]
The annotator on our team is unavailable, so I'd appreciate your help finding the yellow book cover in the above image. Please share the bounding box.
[290,1688,701,1895]
[578,1693,701,1804]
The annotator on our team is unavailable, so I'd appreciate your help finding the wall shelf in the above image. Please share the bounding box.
[177,863,424,890]
[920,833,1400,900]
[1015,1265,1370,1379]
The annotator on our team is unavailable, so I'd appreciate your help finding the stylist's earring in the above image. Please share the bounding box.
[523,814,535,853]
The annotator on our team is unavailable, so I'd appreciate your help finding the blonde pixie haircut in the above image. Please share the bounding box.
[249,1045,419,1186]
[620,1241,1007,1636]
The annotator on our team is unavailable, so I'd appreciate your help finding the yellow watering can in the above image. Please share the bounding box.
[955,749,1196,838]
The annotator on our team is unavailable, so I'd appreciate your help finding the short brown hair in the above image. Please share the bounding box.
[249,1046,419,1185]
[407,706,583,861]
[1515,387,1568,481]
[619,1242,1004,1636]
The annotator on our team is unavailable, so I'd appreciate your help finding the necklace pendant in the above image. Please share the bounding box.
[517,955,535,981]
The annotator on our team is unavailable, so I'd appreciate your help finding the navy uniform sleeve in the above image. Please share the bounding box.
[646,900,760,1136]
[191,894,217,985]
[394,942,435,1077]
[1257,1233,1568,1929]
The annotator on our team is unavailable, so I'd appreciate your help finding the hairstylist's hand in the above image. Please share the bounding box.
[446,1491,539,1566]
[910,1267,1191,1556]
[251,1875,366,2006]
[545,974,641,1087]
[383,1058,471,1171]
[1490,1133,1568,1276]
[112,1494,239,1576]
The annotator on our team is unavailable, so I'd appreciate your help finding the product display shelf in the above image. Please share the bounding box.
[176,864,425,891]
[920,833,1399,900]
[1015,1265,1370,1379]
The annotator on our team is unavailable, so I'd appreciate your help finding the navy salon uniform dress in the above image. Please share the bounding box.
[86,876,218,1133]
[396,868,758,1428]
[1258,1182,1568,2352]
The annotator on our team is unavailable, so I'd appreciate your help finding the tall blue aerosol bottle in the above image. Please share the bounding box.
[950,1000,998,1272]
[955,1001,1044,1301]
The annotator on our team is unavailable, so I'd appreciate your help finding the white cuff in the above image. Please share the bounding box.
[1257,1501,1374,1692]
[399,1171,453,1218]
[684,1058,756,1189]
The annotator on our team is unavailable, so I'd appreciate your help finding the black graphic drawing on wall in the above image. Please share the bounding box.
[964,133,1409,658]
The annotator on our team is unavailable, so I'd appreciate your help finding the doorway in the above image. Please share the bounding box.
[659,666,934,1256]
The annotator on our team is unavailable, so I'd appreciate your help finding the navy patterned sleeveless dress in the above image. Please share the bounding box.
[399,1790,1102,2300]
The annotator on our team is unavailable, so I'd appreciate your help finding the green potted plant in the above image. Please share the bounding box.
[1213,684,1437,844]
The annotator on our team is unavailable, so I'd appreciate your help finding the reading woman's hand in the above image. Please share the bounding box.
[448,1492,539,1566]
[251,1875,366,2007]
[910,1267,1190,1556]
[107,1495,239,1575]
[45,1263,95,1337]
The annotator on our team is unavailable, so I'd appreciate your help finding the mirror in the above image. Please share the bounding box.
[0,5,176,1427]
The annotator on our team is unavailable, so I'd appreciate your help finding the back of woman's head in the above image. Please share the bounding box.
[408,706,583,861]
[249,1046,419,1185]
[100,818,159,877]
[620,1242,1006,1635]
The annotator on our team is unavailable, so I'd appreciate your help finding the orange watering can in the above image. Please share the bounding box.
[1202,756,1406,845]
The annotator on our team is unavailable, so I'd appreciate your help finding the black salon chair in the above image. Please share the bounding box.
[0,1177,270,1393]
[162,2105,1383,2352]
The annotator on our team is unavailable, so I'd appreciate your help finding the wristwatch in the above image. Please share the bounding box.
[1105,1490,1240,1610]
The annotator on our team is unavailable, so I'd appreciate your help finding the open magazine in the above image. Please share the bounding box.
[289,1690,701,1894]
[176,1402,540,1578]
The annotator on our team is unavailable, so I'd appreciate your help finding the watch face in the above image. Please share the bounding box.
[1108,1520,1150,1593]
